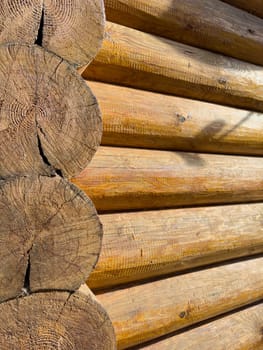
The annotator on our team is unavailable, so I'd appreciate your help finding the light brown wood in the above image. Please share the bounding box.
[72,146,263,212]
[0,0,105,67]
[97,257,263,349]
[223,0,263,19]
[83,22,263,112]
[88,203,263,289]
[0,44,102,179]
[104,0,263,66]
[141,304,263,350]
[0,286,116,349]
[0,175,102,303]
[90,81,263,155]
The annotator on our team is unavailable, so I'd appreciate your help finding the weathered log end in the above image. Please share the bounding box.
[0,44,102,179]
[0,175,102,303]
[0,286,116,349]
[0,0,105,67]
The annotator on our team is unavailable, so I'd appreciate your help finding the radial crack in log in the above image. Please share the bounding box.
[0,44,102,179]
[0,0,105,67]
[0,176,103,303]
[0,286,116,349]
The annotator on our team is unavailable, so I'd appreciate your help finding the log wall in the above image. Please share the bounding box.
[82,1,263,349]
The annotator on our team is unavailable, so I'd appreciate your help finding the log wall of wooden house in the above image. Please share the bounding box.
[80,1,263,348]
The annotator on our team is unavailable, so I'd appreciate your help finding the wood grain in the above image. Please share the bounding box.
[104,0,263,66]
[90,81,263,155]
[140,304,263,350]
[72,146,263,212]
[0,175,102,302]
[88,203,263,289]
[0,44,102,179]
[97,257,263,349]
[223,0,263,19]
[0,0,105,67]
[0,286,116,349]
[83,22,263,112]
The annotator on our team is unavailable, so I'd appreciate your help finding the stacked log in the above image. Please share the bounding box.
[222,0,263,18]
[89,81,263,155]
[104,0,263,65]
[0,1,116,348]
[79,1,263,349]
[83,21,263,112]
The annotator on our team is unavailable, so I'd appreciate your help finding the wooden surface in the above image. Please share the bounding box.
[88,203,263,289]
[0,285,116,349]
[83,22,263,112]
[72,146,263,212]
[0,0,105,67]
[90,81,263,155]
[0,44,102,179]
[104,0,263,66]
[97,257,263,349]
[0,176,102,302]
[223,0,263,19]
[140,303,263,349]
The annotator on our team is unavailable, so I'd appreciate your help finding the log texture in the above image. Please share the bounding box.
[72,147,263,212]
[0,0,105,67]
[88,203,263,289]
[97,257,263,349]
[104,0,263,66]
[90,81,263,155]
[83,22,263,112]
[0,175,102,303]
[0,286,116,349]
[141,304,263,350]
[0,44,101,179]
[223,0,263,19]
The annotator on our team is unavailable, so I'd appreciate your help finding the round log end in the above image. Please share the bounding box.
[0,0,105,67]
[0,287,116,349]
[0,176,102,303]
[0,44,102,179]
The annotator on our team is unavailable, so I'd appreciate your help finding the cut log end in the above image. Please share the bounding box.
[0,0,105,67]
[0,44,102,179]
[0,175,102,303]
[0,287,116,349]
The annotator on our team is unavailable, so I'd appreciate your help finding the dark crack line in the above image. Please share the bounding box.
[22,253,31,295]
[35,6,44,46]
[36,124,63,177]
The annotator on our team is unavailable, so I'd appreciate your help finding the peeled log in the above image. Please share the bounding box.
[0,0,105,67]
[0,286,116,349]
[72,147,263,212]
[0,44,102,179]
[223,1,263,19]
[83,22,263,112]
[0,175,102,303]
[88,203,263,289]
[141,304,263,350]
[97,257,263,349]
[90,81,263,155]
[104,0,263,66]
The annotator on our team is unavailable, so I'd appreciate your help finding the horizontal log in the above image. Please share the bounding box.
[0,286,116,349]
[72,147,263,211]
[89,81,263,155]
[88,203,263,289]
[223,0,263,18]
[83,22,263,112]
[141,303,263,349]
[97,257,263,349]
[104,0,263,66]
